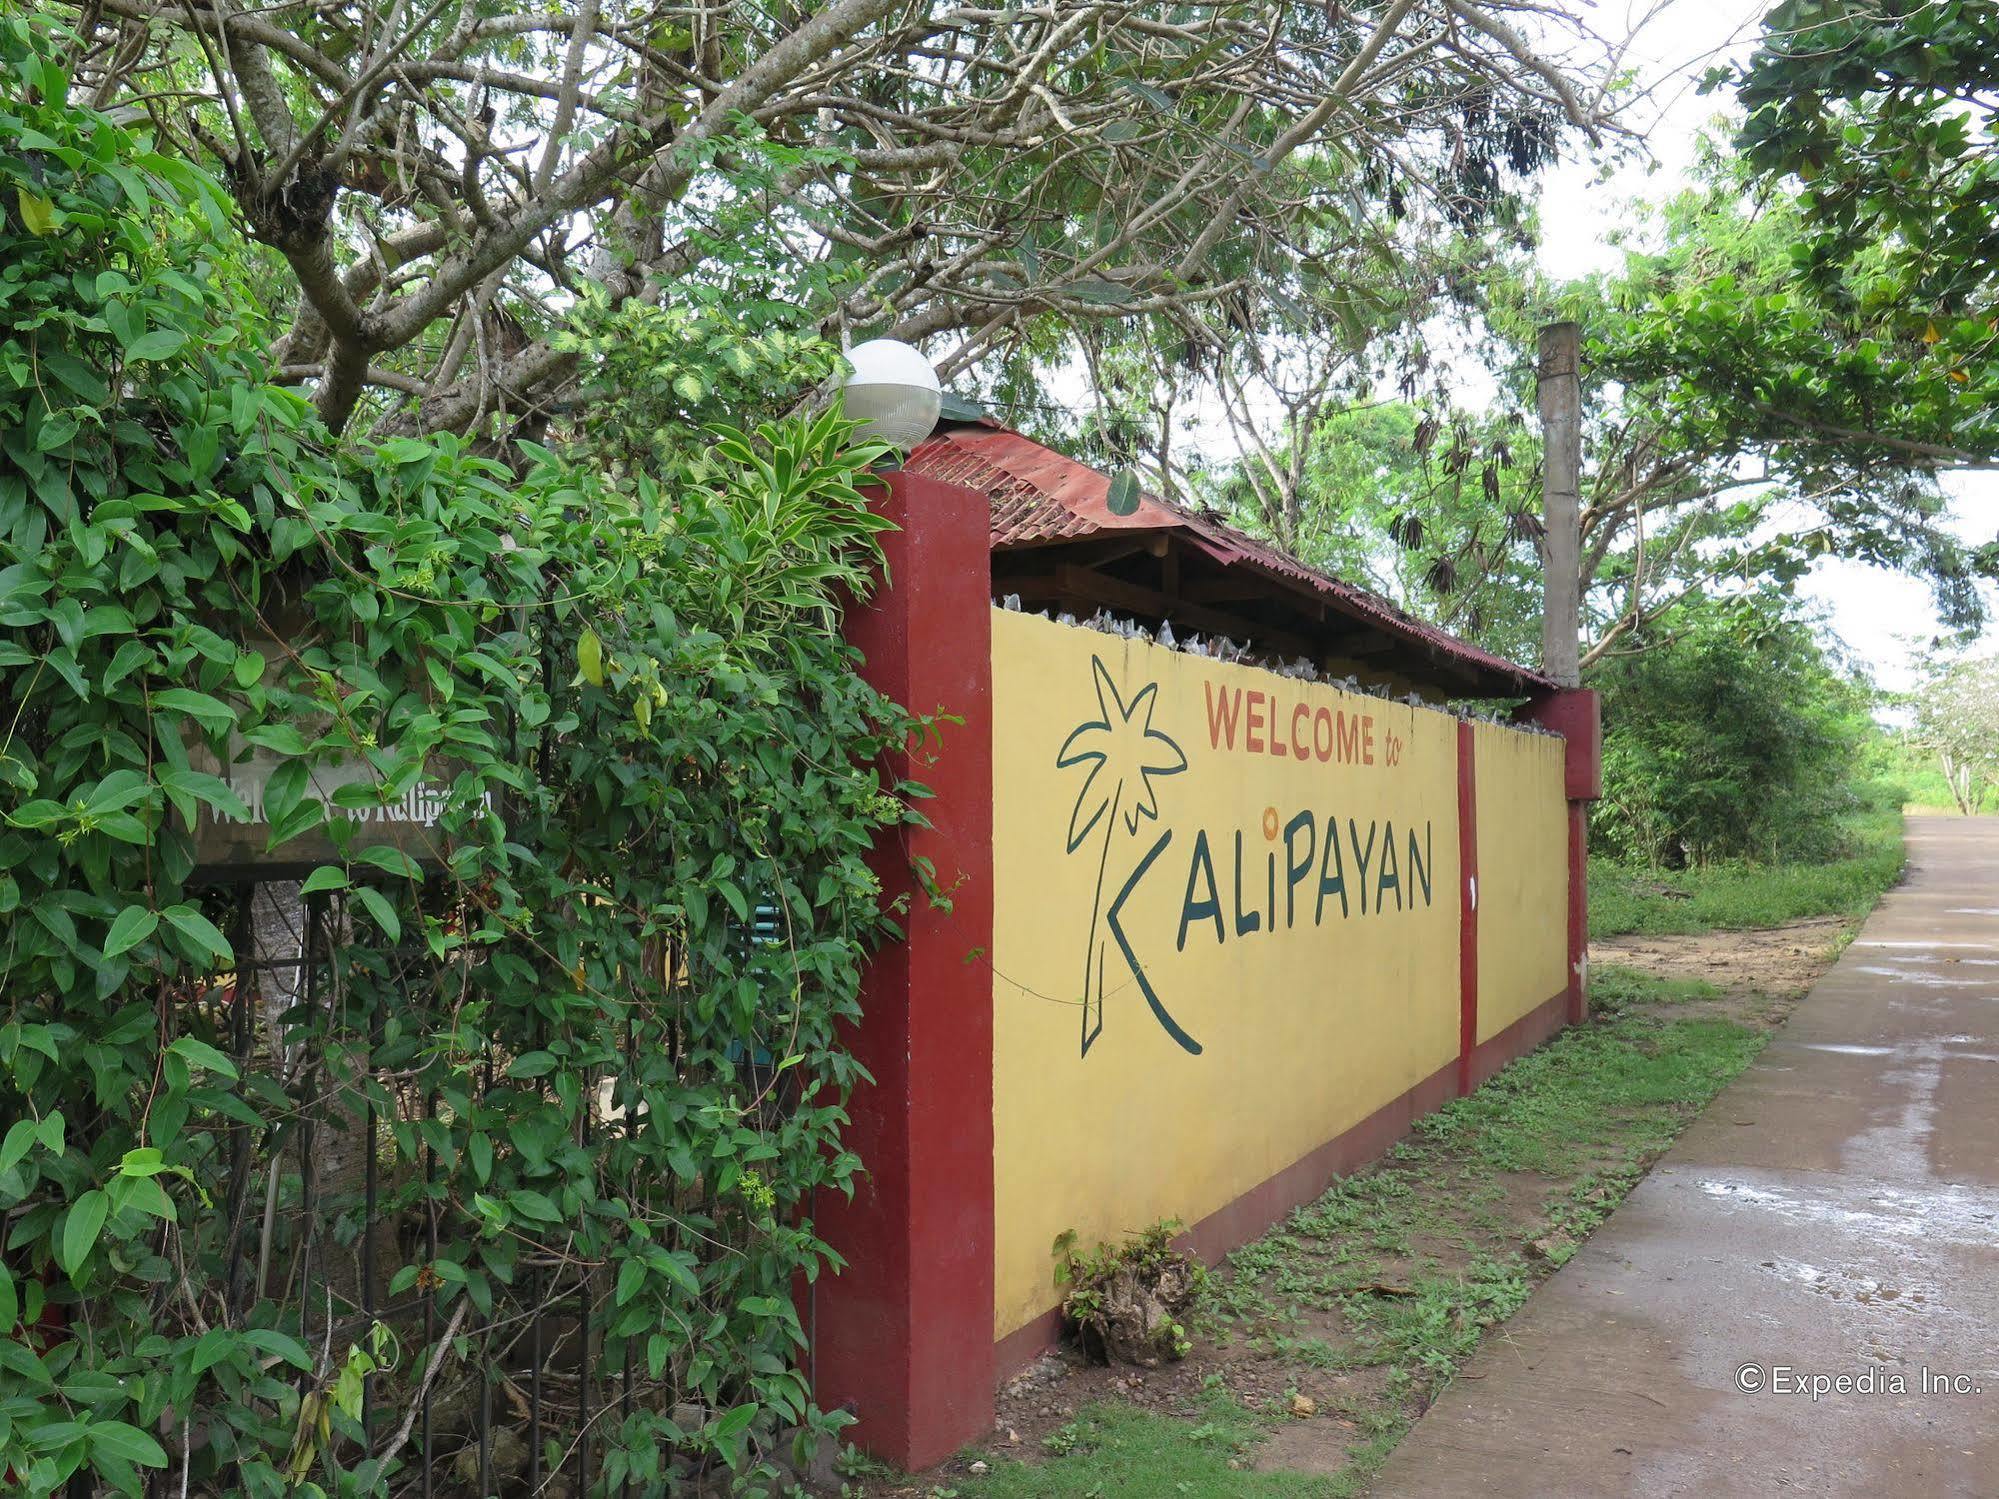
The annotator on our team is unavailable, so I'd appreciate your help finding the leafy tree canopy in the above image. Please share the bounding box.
[1714,0,1999,467]
[45,0,1625,440]
[1208,144,1998,669]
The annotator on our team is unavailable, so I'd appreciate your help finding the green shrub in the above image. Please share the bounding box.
[1,19,916,1495]
[1589,603,1872,865]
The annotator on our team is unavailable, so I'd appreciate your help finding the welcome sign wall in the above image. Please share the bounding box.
[989,608,1476,1341]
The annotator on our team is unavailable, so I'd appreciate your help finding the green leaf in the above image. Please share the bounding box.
[189,1327,235,1375]
[350,885,401,943]
[125,330,187,363]
[168,1036,238,1079]
[243,723,309,756]
[89,1423,168,1469]
[102,905,157,959]
[716,878,750,923]
[163,906,234,962]
[151,687,234,732]
[1118,77,1177,113]
[0,1338,51,1390]
[578,627,605,687]
[262,759,309,826]
[653,1251,701,1297]
[111,1173,177,1222]
[40,349,108,405]
[157,768,249,824]
[357,845,420,879]
[240,1328,313,1370]
[0,1261,15,1334]
[616,1257,645,1306]
[116,1147,167,1177]
[59,1189,109,1276]
[1106,468,1142,516]
[10,799,68,830]
[300,865,349,895]
[506,1189,561,1223]
[0,1119,37,1175]
[1068,278,1138,307]
[17,187,55,236]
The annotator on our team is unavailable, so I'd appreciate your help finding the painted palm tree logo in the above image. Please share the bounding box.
[1058,656,1196,1058]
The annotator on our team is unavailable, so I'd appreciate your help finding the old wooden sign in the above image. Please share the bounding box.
[184,731,481,876]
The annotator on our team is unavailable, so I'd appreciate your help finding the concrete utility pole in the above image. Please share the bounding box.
[1537,321,1583,687]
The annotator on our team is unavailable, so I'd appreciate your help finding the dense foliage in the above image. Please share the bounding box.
[1204,144,1999,677]
[1588,602,1873,866]
[1,22,918,1495]
[1728,0,1998,467]
[44,0,1618,445]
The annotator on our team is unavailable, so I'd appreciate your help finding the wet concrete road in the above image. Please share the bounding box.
[1370,817,1999,1497]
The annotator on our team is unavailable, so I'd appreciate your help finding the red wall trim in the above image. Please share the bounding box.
[994,1306,1067,1382]
[1456,721,1479,1097]
[813,469,997,1470]
[1519,689,1600,1030]
[1522,688,1602,800]
[1467,987,1569,1093]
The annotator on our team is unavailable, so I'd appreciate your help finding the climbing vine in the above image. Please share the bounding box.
[1,16,921,1494]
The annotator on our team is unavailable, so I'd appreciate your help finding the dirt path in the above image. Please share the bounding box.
[1368,817,1999,1496]
[1592,915,1849,1029]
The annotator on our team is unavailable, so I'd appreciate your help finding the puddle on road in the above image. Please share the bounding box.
[1696,1178,1999,1248]
[1792,1041,1999,1062]
[1754,1257,1937,1311]
[1854,965,1993,987]
[1797,1043,1897,1056]
[1859,941,1998,951]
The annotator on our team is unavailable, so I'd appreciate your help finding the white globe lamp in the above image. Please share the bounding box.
[842,338,942,450]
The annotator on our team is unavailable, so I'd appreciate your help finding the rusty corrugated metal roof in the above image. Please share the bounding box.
[905,421,1553,696]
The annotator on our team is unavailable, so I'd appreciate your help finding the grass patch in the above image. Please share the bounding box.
[944,1385,1333,1498]
[932,977,1769,1499]
[1587,965,1721,1010]
[1588,808,1905,938]
[1399,1007,1764,1177]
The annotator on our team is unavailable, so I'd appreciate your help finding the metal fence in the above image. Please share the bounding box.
[140,881,667,1498]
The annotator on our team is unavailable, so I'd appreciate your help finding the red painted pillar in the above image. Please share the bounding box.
[811,468,996,1470]
[1523,689,1601,1026]
[1456,721,1479,1096]
[1564,803,1589,1025]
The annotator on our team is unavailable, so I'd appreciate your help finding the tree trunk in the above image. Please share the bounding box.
[1538,321,1583,687]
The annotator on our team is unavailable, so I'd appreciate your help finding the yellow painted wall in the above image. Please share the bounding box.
[1471,722,1570,1044]
[990,609,1468,1342]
